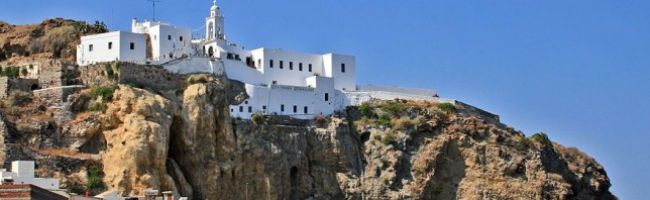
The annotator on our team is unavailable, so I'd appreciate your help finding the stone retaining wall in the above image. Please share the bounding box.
[33,85,85,104]
[119,63,182,91]
[0,77,39,99]
[79,62,183,91]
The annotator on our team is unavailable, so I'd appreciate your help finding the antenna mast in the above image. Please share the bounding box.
[147,0,162,21]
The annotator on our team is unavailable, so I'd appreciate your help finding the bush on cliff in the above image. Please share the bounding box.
[85,165,105,195]
[437,102,456,113]
[381,101,406,117]
[531,132,552,146]
[251,112,264,124]
[359,102,375,118]
[90,86,118,101]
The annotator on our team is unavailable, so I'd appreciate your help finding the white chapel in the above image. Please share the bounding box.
[76,0,441,119]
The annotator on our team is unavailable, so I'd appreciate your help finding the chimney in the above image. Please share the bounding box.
[162,191,173,200]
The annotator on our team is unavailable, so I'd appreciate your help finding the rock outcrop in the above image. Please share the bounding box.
[100,86,176,196]
[0,18,616,199]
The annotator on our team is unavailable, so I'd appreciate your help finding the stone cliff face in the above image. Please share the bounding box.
[0,73,616,199]
[0,19,616,200]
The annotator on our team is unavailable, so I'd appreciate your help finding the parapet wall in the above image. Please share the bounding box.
[119,63,182,91]
[79,62,183,91]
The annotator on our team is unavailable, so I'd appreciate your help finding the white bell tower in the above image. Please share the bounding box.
[205,0,225,41]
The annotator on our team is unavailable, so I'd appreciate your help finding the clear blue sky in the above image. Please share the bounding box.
[2,0,648,198]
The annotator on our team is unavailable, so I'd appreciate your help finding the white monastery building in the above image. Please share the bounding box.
[77,0,441,119]
[0,161,60,190]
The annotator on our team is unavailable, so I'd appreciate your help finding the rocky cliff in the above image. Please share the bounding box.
[0,19,616,200]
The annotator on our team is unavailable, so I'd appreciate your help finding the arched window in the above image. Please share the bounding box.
[208,22,214,39]
[208,46,214,57]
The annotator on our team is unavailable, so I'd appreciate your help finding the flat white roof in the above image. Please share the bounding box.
[81,31,144,40]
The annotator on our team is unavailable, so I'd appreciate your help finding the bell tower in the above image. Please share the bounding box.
[205,0,225,41]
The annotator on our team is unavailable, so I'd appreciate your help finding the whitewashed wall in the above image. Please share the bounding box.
[77,31,146,66]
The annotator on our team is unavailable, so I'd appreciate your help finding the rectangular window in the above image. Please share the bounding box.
[89,44,93,52]
[239,106,243,112]
[304,106,308,114]
[325,93,329,101]
[293,105,297,113]
[308,64,312,72]
[272,80,277,85]
[179,36,184,41]
[281,104,285,112]
[130,42,135,50]
[299,63,303,71]
[262,105,267,110]
[248,106,252,113]
[341,63,346,73]
[168,35,172,40]
[108,42,112,50]
[280,60,284,69]
[289,62,293,70]
[270,59,274,68]
[258,59,261,67]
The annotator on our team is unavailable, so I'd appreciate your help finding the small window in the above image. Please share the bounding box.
[281,104,285,112]
[89,44,94,52]
[289,62,293,70]
[168,35,172,40]
[258,59,262,67]
[299,63,303,71]
[248,106,252,113]
[308,64,312,72]
[293,105,297,113]
[231,108,234,112]
[272,80,277,84]
[239,106,244,112]
[179,36,184,41]
[245,101,248,104]
[262,105,267,110]
[280,61,284,69]
[108,42,113,50]
[341,63,346,73]
[130,42,135,50]
[270,59,274,68]
[325,93,329,101]
[304,106,308,114]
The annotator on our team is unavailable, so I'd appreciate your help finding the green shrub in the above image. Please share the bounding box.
[518,137,532,150]
[359,102,375,118]
[90,86,118,101]
[1,66,20,78]
[251,112,264,124]
[530,132,551,146]
[85,165,105,195]
[437,102,456,113]
[20,68,27,76]
[66,182,85,195]
[377,114,391,128]
[381,101,406,117]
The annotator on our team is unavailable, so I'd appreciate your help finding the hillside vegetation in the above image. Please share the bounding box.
[0,18,107,63]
